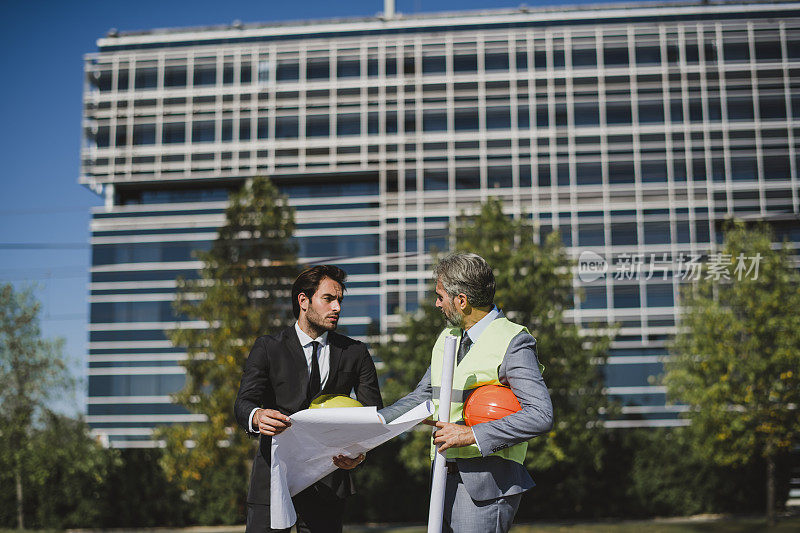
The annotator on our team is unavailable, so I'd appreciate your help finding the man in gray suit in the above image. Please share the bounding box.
[380,252,553,533]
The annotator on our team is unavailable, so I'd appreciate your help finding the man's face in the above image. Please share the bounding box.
[300,277,343,332]
[435,279,464,328]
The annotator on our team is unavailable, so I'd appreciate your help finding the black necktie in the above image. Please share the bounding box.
[457,334,472,364]
[307,341,321,401]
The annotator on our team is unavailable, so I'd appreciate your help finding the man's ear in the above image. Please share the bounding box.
[456,293,468,311]
[298,292,309,313]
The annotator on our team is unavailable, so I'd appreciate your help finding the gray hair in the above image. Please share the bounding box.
[433,252,495,308]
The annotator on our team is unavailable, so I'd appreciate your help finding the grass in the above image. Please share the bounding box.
[1,516,797,532]
[343,516,800,533]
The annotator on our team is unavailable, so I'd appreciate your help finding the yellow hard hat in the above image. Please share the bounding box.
[309,394,363,409]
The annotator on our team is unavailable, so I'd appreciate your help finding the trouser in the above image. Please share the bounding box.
[442,471,522,533]
[246,484,346,533]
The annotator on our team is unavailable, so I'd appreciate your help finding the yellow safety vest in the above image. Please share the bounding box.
[429,317,529,464]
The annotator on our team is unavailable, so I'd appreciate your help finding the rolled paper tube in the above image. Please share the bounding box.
[427,334,458,533]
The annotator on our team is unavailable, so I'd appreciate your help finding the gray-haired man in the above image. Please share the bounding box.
[380,252,553,533]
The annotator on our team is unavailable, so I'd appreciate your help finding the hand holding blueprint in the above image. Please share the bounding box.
[270,400,434,529]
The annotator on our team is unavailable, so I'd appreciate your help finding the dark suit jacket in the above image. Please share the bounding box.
[234,325,383,507]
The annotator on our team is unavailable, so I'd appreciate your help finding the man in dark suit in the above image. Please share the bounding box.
[234,265,383,533]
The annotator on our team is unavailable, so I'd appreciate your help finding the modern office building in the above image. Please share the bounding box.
[82,1,800,447]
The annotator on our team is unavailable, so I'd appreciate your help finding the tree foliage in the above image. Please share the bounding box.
[156,177,298,524]
[376,198,614,493]
[664,220,800,523]
[0,283,75,529]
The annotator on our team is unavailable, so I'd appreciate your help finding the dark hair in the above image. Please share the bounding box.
[434,252,495,308]
[291,265,347,318]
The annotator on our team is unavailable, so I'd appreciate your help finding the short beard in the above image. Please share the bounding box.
[442,309,464,328]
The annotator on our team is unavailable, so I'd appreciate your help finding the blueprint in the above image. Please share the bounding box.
[270,400,435,529]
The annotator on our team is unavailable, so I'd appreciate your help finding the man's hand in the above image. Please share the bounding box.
[332,453,365,470]
[423,419,476,452]
[254,408,292,436]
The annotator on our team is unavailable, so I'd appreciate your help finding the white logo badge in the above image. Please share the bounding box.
[578,251,608,282]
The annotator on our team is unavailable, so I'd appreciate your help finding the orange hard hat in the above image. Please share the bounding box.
[463,385,522,426]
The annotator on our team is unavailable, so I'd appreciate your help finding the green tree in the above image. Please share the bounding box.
[156,177,298,524]
[664,220,800,525]
[376,198,614,512]
[0,284,75,530]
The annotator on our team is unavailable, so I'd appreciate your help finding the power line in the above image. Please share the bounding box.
[0,206,99,217]
[0,243,89,249]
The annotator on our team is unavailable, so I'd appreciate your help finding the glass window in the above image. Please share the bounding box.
[337,58,360,78]
[635,45,661,65]
[613,285,640,308]
[385,111,398,134]
[643,222,670,244]
[641,160,667,183]
[455,108,479,131]
[723,40,750,62]
[455,167,480,190]
[403,111,416,133]
[727,96,754,121]
[117,69,129,91]
[135,67,158,89]
[763,154,790,180]
[604,46,629,66]
[731,157,757,181]
[94,126,110,147]
[647,284,674,307]
[581,286,607,309]
[755,40,782,61]
[608,161,635,184]
[239,118,251,140]
[424,169,448,191]
[162,122,185,144]
[275,116,298,138]
[306,58,329,80]
[574,103,600,126]
[611,223,638,245]
[638,101,664,123]
[488,166,512,189]
[515,49,528,71]
[93,69,113,92]
[606,101,632,124]
[306,115,329,137]
[537,164,551,187]
[132,123,156,145]
[485,51,509,71]
[486,106,511,130]
[517,105,530,129]
[384,55,397,76]
[576,162,602,185]
[337,114,360,136]
[192,120,215,143]
[453,53,477,72]
[193,65,216,86]
[759,95,786,120]
[423,110,447,132]
[572,48,597,68]
[276,60,299,81]
[422,55,446,74]
[164,66,187,87]
[579,224,604,246]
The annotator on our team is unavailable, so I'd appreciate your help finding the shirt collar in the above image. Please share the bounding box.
[464,306,500,343]
[294,322,328,347]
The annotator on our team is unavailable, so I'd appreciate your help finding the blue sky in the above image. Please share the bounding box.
[0,0,652,415]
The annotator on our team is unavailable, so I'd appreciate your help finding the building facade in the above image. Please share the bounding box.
[82,1,800,447]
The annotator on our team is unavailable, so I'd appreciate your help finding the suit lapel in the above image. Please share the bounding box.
[322,332,343,394]
[283,327,309,393]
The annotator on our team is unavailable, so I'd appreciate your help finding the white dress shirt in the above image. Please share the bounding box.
[248,322,331,433]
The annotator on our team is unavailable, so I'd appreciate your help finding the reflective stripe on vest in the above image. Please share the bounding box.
[429,317,529,464]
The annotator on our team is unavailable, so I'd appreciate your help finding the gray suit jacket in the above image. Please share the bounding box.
[379,313,553,502]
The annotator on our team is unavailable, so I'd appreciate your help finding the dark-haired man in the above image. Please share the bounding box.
[235,265,383,533]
